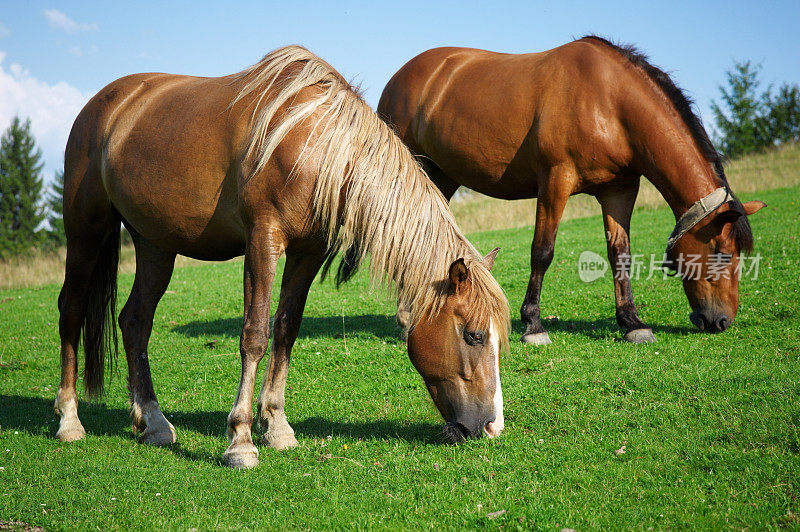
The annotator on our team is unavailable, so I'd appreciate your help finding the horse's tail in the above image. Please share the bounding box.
[82,223,121,398]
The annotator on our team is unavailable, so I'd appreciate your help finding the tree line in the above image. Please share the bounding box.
[1,60,799,258]
[711,61,800,158]
[0,117,64,258]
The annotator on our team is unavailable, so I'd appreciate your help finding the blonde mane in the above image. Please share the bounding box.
[232,46,509,342]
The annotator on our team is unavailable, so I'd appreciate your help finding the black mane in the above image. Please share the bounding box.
[582,35,753,252]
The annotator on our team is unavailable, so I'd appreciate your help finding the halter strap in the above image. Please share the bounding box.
[665,187,732,251]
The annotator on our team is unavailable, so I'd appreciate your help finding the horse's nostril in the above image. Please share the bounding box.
[690,311,707,330]
[716,317,730,332]
[444,422,473,444]
[484,420,501,439]
[456,423,471,439]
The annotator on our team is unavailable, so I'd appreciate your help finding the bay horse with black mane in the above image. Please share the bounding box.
[378,36,765,345]
[54,46,510,468]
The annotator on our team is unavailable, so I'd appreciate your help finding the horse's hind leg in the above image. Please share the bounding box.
[596,183,656,344]
[55,245,100,441]
[55,178,120,441]
[119,232,178,445]
[520,167,572,345]
[223,224,284,469]
[257,247,326,450]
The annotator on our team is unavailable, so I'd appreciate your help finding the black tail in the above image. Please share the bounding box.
[82,224,121,398]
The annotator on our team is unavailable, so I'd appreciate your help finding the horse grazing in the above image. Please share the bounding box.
[54,46,510,469]
[378,36,765,345]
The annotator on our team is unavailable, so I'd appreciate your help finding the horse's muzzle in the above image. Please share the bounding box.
[690,310,731,333]
[443,416,496,443]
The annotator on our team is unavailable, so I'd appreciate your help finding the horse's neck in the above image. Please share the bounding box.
[634,125,722,221]
[647,163,721,221]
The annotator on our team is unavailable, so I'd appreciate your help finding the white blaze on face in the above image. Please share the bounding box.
[485,319,504,437]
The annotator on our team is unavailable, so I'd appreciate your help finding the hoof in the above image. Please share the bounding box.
[56,422,86,442]
[222,445,259,469]
[140,423,177,446]
[521,332,552,345]
[624,328,656,344]
[263,430,299,451]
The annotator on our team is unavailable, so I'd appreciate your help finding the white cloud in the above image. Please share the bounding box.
[0,52,93,183]
[0,21,9,39]
[43,9,97,33]
[66,44,99,57]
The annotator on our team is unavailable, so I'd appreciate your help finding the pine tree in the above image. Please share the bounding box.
[46,168,66,247]
[711,61,800,158]
[0,116,45,257]
[764,83,800,145]
[710,61,771,158]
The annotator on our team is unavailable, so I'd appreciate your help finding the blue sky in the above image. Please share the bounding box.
[1,1,798,184]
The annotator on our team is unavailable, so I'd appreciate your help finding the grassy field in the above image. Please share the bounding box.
[1,185,798,530]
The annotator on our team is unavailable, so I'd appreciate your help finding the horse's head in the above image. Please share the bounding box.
[667,199,765,333]
[406,248,508,443]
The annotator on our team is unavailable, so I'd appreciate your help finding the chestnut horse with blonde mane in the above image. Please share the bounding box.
[379,36,765,345]
[54,46,509,468]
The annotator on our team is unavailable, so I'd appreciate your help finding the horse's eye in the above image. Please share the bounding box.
[463,329,485,346]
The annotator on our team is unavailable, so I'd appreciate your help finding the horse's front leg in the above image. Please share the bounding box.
[222,224,284,469]
[597,184,655,343]
[258,248,326,450]
[520,171,571,345]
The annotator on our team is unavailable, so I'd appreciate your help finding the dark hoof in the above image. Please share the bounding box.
[521,332,552,345]
[624,328,656,344]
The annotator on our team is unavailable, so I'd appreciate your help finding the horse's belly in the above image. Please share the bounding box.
[452,167,539,200]
[425,136,539,200]
[105,164,247,260]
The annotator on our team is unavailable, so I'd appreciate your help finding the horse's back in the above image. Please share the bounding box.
[379,40,636,198]
[65,73,251,259]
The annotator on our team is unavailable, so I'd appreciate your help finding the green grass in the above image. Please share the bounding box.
[1,186,798,530]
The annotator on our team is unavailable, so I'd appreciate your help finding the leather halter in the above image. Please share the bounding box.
[665,187,732,252]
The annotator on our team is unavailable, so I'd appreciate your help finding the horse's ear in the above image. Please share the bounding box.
[483,247,500,271]
[742,200,766,216]
[449,258,469,291]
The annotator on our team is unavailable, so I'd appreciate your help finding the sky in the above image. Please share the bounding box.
[1,1,798,186]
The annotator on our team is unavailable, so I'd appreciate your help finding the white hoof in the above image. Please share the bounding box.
[521,332,552,345]
[222,444,259,469]
[140,422,177,446]
[624,328,656,344]
[263,429,299,451]
[56,419,86,442]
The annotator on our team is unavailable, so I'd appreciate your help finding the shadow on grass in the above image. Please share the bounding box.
[292,416,441,445]
[175,313,696,344]
[510,317,695,340]
[173,314,402,342]
[0,395,442,462]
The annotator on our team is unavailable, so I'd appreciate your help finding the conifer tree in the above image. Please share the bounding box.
[0,116,45,256]
[46,168,66,247]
